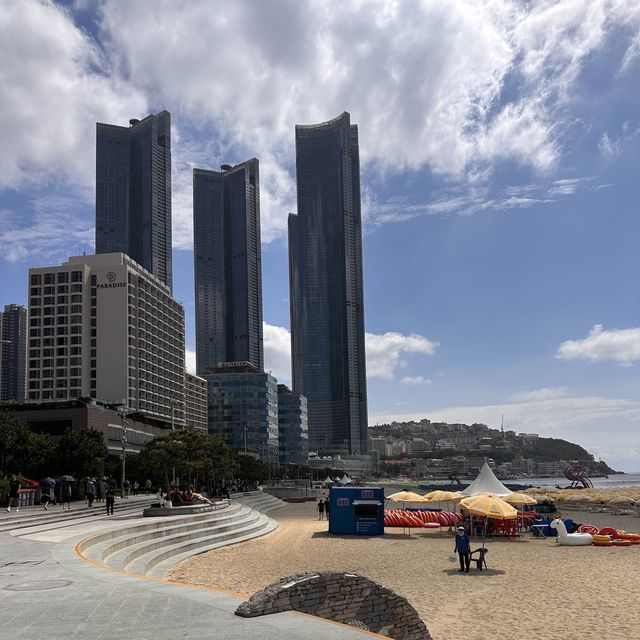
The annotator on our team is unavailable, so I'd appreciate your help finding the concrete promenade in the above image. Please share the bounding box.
[0,497,374,640]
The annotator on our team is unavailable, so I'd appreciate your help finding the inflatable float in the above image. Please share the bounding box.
[575,523,640,547]
[550,518,593,545]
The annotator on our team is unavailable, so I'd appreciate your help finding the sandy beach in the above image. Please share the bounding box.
[168,502,639,640]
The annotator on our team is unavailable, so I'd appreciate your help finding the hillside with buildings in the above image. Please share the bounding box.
[368,419,618,480]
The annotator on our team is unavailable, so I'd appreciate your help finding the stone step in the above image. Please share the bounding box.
[83,504,248,564]
[147,515,278,580]
[0,500,154,534]
[79,504,242,562]
[119,510,265,574]
[77,492,286,578]
[139,512,275,577]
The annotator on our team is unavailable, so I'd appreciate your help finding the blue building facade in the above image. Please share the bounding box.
[277,384,309,465]
[95,111,173,290]
[193,160,263,374]
[289,112,368,456]
[205,362,278,463]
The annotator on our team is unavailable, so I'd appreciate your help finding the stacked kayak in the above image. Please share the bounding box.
[384,509,462,528]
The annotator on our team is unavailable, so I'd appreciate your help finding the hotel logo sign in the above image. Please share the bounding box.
[97,271,126,289]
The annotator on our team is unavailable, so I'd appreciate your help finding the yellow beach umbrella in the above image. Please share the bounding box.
[608,496,636,505]
[502,493,538,506]
[387,491,430,503]
[423,490,464,502]
[459,495,518,520]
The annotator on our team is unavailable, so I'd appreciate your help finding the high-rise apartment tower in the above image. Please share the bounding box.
[95,111,173,290]
[288,112,368,455]
[193,160,263,374]
[0,304,27,402]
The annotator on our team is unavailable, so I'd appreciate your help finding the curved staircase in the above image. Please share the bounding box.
[79,492,285,578]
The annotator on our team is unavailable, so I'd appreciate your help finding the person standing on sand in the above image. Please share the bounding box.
[454,525,471,573]
[317,498,325,520]
[324,497,330,520]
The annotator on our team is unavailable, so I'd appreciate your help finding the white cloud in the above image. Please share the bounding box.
[401,376,432,386]
[263,322,293,384]
[3,0,640,256]
[556,325,640,366]
[0,0,147,190]
[0,193,94,263]
[509,387,569,402]
[366,332,439,379]
[185,349,196,375]
[261,323,438,384]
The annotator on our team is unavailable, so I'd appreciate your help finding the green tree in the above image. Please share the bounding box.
[54,428,108,478]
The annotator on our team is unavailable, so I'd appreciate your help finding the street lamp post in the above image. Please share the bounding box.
[119,403,129,499]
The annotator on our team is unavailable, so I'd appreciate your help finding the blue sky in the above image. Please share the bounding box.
[1,0,639,470]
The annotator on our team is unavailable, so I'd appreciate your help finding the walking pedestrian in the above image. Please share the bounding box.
[86,478,95,508]
[133,480,139,496]
[6,474,21,512]
[145,479,152,495]
[317,498,325,520]
[106,488,115,515]
[61,481,72,510]
[324,497,330,520]
[99,478,107,502]
[95,477,103,503]
[454,526,471,573]
[123,479,130,498]
[40,487,52,510]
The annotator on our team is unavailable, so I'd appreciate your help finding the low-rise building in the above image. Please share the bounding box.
[185,372,208,433]
[204,361,278,462]
[277,384,308,465]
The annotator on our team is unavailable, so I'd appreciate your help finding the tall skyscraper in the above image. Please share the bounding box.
[0,304,27,402]
[193,160,263,374]
[95,111,173,290]
[288,112,368,456]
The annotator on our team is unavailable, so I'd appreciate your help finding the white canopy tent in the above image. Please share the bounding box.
[461,462,512,497]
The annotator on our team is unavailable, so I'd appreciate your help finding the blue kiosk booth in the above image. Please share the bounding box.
[329,486,385,536]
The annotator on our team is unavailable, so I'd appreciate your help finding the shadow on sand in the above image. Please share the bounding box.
[442,567,506,577]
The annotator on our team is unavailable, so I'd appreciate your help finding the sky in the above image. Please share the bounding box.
[1,0,639,470]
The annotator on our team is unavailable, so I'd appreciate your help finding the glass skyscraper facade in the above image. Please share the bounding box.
[288,112,368,456]
[205,362,278,462]
[193,160,263,374]
[95,111,173,291]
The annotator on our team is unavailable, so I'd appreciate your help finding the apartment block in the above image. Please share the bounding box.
[185,372,208,433]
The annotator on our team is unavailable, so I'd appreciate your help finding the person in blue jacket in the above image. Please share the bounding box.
[454,525,471,572]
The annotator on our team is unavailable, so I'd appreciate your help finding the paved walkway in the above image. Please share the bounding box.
[0,500,374,640]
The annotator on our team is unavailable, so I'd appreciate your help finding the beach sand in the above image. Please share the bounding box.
[168,502,639,640]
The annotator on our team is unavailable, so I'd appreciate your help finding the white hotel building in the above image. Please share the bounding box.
[27,253,186,427]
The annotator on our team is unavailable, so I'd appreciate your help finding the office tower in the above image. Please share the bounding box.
[277,384,308,465]
[0,304,27,401]
[193,160,263,373]
[204,362,278,462]
[95,111,173,290]
[289,112,368,456]
[27,253,185,426]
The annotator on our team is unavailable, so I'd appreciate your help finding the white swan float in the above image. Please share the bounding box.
[550,518,593,546]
